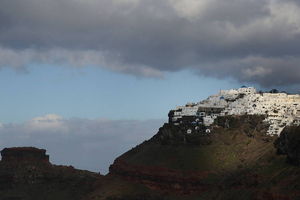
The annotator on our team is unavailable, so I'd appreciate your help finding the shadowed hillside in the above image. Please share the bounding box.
[96,115,300,200]
[0,147,102,200]
[2,116,300,200]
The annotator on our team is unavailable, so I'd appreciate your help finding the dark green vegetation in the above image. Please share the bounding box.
[2,115,300,200]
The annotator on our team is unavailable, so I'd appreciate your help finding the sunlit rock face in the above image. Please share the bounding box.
[169,87,300,136]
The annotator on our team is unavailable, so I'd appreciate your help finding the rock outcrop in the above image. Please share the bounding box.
[275,125,300,165]
[109,115,274,195]
[0,147,102,200]
[1,147,50,163]
[2,118,300,199]
[102,115,300,200]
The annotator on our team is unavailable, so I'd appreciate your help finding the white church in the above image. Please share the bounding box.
[170,87,300,135]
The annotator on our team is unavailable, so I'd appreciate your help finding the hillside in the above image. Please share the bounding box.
[0,147,102,200]
[101,115,300,200]
[1,116,300,199]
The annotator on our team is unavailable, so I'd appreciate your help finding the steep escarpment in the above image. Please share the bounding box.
[0,147,102,200]
[1,147,50,163]
[3,117,300,200]
[109,116,270,190]
[275,125,300,165]
[107,115,300,199]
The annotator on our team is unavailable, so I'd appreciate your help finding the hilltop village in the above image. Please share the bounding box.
[169,87,300,135]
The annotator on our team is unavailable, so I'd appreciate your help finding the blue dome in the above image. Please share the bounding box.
[220,96,225,99]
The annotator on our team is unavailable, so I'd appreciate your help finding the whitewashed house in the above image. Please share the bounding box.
[169,87,300,136]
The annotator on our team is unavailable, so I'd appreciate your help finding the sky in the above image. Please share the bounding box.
[0,0,300,174]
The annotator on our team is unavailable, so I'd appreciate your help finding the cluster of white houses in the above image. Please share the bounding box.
[169,87,300,135]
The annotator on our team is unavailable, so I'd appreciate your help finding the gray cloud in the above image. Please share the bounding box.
[1,0,300,86]
[0,114,164,174]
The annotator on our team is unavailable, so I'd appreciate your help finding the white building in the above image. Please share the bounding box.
[170,87,300,136]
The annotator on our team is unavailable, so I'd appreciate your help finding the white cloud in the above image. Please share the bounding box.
[26,114,68,133]
[168,0,213,20]
[0,114,164,174]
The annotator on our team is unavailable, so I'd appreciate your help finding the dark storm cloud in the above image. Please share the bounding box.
[1,0,300,86]
[0,114,164,174]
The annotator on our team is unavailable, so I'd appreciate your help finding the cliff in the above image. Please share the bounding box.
[275,125,300,165]
[2,116,300,200]
[1,147,49,163]
[105,115,300,199]
[0,147,102,200]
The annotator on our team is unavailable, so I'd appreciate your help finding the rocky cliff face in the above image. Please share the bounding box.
[275,125,300,165]
[104,115,300,199]
[1,147,50,163]
[2,118,300,200]
[110,159,212,194]
[109,116,272,194]
[0,147,102,200]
